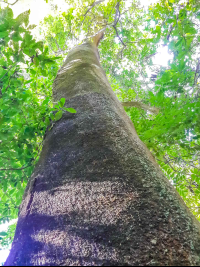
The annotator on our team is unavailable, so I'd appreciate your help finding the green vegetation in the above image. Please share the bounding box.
[0,0,200,248]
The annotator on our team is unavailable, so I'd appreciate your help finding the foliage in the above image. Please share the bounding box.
[0,221,16,249]
[132,0,200,219]
[0,0,200,249]
[0,4,74,248]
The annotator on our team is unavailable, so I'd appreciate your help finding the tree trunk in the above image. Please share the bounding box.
[5,41,200,266]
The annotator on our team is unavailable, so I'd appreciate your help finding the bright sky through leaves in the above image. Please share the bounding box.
[0,220,17,265]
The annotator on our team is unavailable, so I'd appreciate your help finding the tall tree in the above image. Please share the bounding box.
[5,33,200,266]
[1,0,200,261]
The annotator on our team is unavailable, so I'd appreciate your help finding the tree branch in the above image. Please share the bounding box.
[0,63,17,82]
[145,53,157,60]
[113,1,121,26]
[113,25,126,47]
[167,23,174,41]
[121,101,159,114]
[117,45,126,59]
[0,0,19,5]
[93,30,104,47]
[0,164,32,171]
[163,155,177,173]
[112,1,126,47]
[9,0,19,5]
[194,58,200,86]
[83,0,105,20]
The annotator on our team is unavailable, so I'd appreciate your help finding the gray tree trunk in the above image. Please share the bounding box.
[5,41,200,266]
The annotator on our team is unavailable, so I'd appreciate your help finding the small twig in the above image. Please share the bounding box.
[3,192,18,209]
[117,46,126,59]
[9,0,19,4]
[0,164,32,171]
[0,63,17,82]
[113,25,126,47]
[0,0,19,5]
[122,101,159,114]
[190,206,200,210]
[194,58,200,86]
[163,156,177,173]
[82,0,105,25]
[145,52,157,60]
[167,23,174,41]
[84,0,105,17]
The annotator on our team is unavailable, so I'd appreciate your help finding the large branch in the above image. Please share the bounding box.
[113,25,126,47]
[113,1,121,26]
[93,30,105,47]
[122,101,159,114]
[113,1,126,47]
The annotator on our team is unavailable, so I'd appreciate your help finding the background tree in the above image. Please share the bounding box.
[0,0,200,253]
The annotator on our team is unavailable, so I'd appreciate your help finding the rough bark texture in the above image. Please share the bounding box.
[5,42,200,266]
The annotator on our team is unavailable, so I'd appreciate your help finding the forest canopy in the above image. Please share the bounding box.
[0,0,200,249]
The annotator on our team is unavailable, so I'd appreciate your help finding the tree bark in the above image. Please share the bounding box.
[5,41,200,266]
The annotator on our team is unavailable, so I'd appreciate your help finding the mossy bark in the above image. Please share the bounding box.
[5,42,200,266]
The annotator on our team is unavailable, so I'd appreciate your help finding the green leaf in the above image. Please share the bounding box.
[41,69,47,77]
[34,57,40,66]
[63,107,77,113]
[44,46,49,55]
[30,69,36,75]
[0,66,7,77]
[34,41,43,52]
[55,110,63,121]
[24,79,33,84]
[45,117,50,126]
[28,24,37,30]
[193,135,200,140]
[0,31,8,38]
[11,32,23,42]
[175,39,183,47]
[3,181,7,192]
[59,98,65,108]
[54,104,60,109]
[14,10,30,28]
[4,7,13,20]
[0,232,7,237]
[24,32,33,45]
[49,103,53,108]
[50,113,55,121]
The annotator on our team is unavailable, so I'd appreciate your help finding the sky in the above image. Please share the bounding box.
[7,0,159,22]
[0,247,10,265]
[0,0,170,264]
[0,220,17,265]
